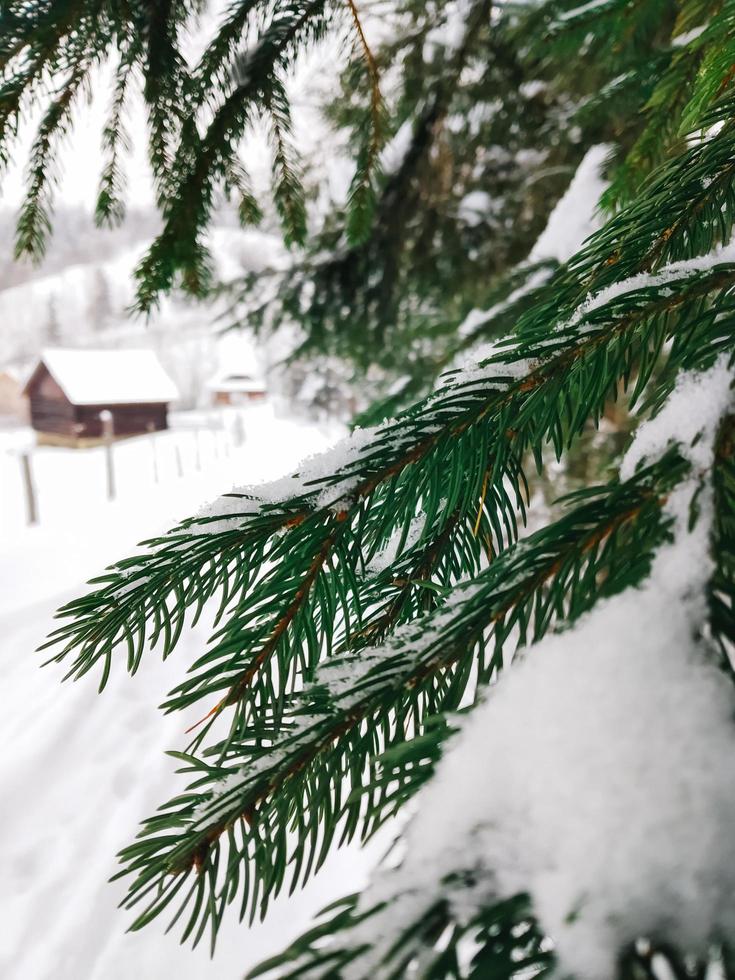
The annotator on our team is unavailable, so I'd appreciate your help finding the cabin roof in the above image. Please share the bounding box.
[206,370,266,394]
[24,349,179,405]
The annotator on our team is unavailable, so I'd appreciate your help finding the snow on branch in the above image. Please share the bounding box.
[133,444,685,904]
[530,144,611,264]
[338,361,735,979]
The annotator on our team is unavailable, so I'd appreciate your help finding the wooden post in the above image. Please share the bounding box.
[20,451,38,526]
[232,411,245,448]
[194,427,202,471]
[100,410,115,501]
[147,422,159,483]
[210,414,219,459]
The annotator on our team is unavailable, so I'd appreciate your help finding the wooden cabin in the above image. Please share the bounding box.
[206,333,266,407]
[23,349,179,447]
[206,370,267,406]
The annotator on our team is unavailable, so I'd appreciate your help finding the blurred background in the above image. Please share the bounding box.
[0,213,369,978]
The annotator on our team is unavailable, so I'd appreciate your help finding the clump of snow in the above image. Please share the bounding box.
[520,80,547,99]
[457,190,495,226]
[365,511,427,574]
[565,239,735,335]
[345,362,735,979]
[380,120,414,176]
[444,338,538,390]
[423,0,472,58]
[671,24,707,48]
[557,0,611,22]
[530,145,611,263]
[191,423,381,529]
[456,265,554,341]
[621,358,734,480]
[457,307,493,337]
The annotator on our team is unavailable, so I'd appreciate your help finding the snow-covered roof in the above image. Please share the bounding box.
[27,348,179,405]
[206,370,267,394]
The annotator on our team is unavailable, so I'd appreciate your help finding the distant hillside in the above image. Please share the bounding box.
[0,207,162,292]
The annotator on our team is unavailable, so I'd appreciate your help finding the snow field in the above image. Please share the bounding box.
[0,403,380,980]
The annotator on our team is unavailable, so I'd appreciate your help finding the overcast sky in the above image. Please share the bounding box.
[1,62,154,211]
[3,4,233,211]
[1,3,376,231]
[3,68,343,221]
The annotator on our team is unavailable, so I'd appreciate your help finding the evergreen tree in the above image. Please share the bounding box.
[44,292,62,345]
[6,0,735,977]
[87,266,114,332]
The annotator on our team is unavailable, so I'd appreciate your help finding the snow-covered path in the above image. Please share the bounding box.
[0,406,375,979]
[0,595,374,980]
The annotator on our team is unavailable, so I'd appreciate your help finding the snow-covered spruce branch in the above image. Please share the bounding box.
[114,450,689,939]
[17,2,735,973]
[245,360,735,980]
[42,510,295,685]
[246,890,549,979]
[45,260,735,726]
[516,103,735,336]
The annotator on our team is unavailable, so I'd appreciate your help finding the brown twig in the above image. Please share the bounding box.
[345,0,383,157]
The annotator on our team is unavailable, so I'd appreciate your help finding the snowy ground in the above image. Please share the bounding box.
[0,404,378,980]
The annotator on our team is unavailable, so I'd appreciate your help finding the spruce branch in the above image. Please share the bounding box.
[15,63,91,261]
[44,212,735,951]
[193,0,263,100]
[132,0,330,309]
[113,453,684,942]
[343,0,385,244]
[244,416,735,978]
[264,78,308,246]
[18,4,735,972]
[95,46,136,227]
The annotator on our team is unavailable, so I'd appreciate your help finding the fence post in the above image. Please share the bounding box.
[20,451,38,526]
[194,427,202,471]
[210,414,219,459]
[147,422,159,483]
[232,411,245,448]
[100,410,116,501]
